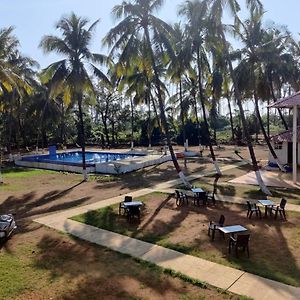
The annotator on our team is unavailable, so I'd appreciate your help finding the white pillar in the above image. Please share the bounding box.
[293,105,297,183]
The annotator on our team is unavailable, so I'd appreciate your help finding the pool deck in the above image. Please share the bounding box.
[15,150,172,175]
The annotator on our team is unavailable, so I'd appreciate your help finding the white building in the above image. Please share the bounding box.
[269,127,300,167]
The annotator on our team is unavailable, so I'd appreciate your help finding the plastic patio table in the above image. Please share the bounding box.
[123,201,143,208]
[257,199,274,217]
[218,225,248,237]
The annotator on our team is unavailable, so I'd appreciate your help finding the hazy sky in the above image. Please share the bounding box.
[1,0,299,68]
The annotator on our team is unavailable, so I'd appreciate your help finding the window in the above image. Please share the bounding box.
[274,142,283,150]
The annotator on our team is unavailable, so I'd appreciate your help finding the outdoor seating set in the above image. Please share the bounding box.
[175,185,216,207]
[175,175,221,207]
[119,196,144,223]
[208,214,250,258]
[246,198,287,220]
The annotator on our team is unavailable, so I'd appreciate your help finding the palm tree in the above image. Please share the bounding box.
[235,11,286,171]
[166,23,192,151]
[0,27,34,153]
[0,27,35,182]
[178,0,221,175]
[40,13,109,181]
[115,51,160,149]
[0,27,29,95]
[208,0,271,194]
[104,0,191,187]
[262,26,295,131]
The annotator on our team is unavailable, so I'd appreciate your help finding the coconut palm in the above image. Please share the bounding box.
[0,27,30,96]
[104,0,191,187]
[115,49,162,148]
[40,13,109,181]
[235,11,286,171]
[0,27,35,182]
[166,23,193,151]
[261,26,296,131]
[208,0,271,194]
[178,0,221,175]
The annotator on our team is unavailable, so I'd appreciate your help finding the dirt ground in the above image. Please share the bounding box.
[101,192,300,287]
[0,145,269,299]
[2,221,241,300]
[0,144,269,219]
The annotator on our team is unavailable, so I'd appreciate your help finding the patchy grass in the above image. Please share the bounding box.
[88,174,120,183]
[177,165,300,205]
[0,226,244,300]
[0,243,48,299]
[0,167,82,192]
[72,192,300,287]
[190,179,300,205]
[2,167,56,178]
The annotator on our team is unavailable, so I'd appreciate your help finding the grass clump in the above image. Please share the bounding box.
[2,167,56,178]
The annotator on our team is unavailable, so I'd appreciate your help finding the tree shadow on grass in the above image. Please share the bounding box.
[126,195,300,287]
[0,181,87,221]
[33,234,206,299]
[194,205,300,287]
[216,185,236,198]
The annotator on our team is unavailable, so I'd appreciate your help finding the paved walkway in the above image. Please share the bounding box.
[34,163,300,300]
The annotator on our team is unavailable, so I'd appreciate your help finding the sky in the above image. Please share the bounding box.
[1,0,299,68]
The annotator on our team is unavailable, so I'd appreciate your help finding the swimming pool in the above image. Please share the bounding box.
[21,151,144,166]
[16,150,171,174]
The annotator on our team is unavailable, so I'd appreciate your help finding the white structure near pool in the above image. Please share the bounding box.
[269,126,300,167]
[15,149,172,174]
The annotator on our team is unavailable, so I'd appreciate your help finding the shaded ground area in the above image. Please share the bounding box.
[1,222,242,300]
[74,192,300,287]
[190,166,300,205]
[0,145,263,299]
[0,144,272,220]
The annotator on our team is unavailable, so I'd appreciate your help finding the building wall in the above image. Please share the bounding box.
[269,142,288,165]
[269,141,300,166]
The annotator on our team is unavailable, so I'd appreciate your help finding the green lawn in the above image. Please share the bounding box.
[2,167,56,178]
[0,243,50,299]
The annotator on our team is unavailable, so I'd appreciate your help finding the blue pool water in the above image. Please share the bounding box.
[22,151,144,166]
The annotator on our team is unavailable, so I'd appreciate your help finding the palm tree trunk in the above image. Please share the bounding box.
[222,32,270,195]
[196,50,221,175]
[179,79,187,151]
[151,97,161,129]
[101,109,110,146]
[253,91,285,172]
[227,95,235,141]
[78,94,87,181]
[7,93,14,154]
[268,74,288,130]
[130,97,134,150]
[60,102,66,145]
[191,88,202,153]
[144,27,191,188]
[147,99,152,147]
[267,98,270,137]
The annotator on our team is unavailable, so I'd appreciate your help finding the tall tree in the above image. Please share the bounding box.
[179,0,221,174]
[235,11,286,171]
[167,23,192,151]
[104,0,191,187]
[208,0,271,194]
[40,13,109,181]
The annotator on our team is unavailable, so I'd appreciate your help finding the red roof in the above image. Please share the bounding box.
[270,126,300,143]
[270,91,300,108]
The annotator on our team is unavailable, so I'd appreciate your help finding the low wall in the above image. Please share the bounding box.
[95,154,172,174]
[15,159,96,174]
[15,154,171,175]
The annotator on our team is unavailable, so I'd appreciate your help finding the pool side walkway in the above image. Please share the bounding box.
[34,162,300,300]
